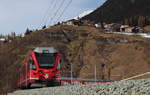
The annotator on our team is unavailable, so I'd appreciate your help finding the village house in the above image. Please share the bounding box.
[0,36,14,43]
[0,37,9,43]
[103,23,121,32]
[120,25,130,32]
[95,23,100,28]
[134,27,144,33]
[120,25,143,33]
[63,20,74,26]
[82,20,94,26]
[111,23,121,32]
[61,19,83,26]
[125,27,134,33]
[104,23,112,29]
[94,22,104,28]
[103,23,112,32]
[0,38,5,42]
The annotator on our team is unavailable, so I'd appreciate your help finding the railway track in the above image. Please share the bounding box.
[57,77,111,86]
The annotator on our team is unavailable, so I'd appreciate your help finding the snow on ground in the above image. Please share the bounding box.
[74,10,94,19]
[105,32,150,38]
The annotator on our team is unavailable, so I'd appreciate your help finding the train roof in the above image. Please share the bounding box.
[34,47,58,53]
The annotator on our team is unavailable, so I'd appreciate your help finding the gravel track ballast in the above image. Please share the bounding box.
[8,79,150,95]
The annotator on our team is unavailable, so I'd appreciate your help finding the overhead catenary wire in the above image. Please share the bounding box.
[45,0,58,26]
[39,0,56,28]
[39,0,55,27]
[40,0,58,27]
[39,0,73,27]
[54,0,73,24]
[49,0,66,25]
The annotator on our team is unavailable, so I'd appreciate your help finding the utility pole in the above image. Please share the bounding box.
[95,64,97,82]
[71,62,73,84]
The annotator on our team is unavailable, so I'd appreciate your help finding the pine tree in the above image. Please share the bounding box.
[25,28,32,35]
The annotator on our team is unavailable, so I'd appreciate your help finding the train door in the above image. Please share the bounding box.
[19,57,31,89]
[57,57,63,70]
[56,57,63,82]
[29,56,36,71]
[28,56,37,87]
[23,56,36,88]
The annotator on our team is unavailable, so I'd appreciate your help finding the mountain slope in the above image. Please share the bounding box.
[82,0,150,26]
[0,25,150,94]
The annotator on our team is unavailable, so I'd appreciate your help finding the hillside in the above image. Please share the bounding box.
[82,0,150,26]
[0,25,150,94]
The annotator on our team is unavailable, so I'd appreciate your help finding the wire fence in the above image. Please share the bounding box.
[63,62,150,83]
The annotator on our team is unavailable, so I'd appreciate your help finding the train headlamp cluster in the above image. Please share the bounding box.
[45,74,49,79]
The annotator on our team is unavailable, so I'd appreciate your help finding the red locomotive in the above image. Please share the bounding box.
[18,47,63,88]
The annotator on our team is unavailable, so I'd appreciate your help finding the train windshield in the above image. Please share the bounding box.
[35,52,56,69]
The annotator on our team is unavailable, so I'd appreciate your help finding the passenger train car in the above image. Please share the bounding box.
[18,47,63,88]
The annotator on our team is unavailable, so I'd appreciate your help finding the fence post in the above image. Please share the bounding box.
[95,64,97,82]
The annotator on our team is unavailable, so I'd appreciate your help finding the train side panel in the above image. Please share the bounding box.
[18,55,30,88]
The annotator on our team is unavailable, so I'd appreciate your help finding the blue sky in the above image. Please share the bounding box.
[0,0,106,35]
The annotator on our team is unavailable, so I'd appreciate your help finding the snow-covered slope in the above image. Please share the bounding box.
[74,10,93,20]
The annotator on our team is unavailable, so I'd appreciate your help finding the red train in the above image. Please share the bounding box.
[18,47,63,88]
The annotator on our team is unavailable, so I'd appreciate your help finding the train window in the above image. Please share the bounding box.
[57,59,62,70]
[29,57,36,70]
[42,50,49,53]
[35,52,56,69]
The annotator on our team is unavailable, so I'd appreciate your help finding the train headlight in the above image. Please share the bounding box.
[45,74,49,79]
